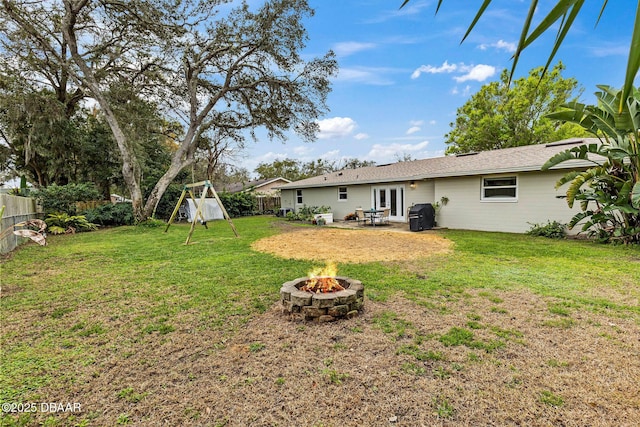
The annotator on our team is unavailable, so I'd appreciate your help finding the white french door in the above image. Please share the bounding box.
[372,185,405,222]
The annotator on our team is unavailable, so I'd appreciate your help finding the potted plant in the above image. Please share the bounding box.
[312,205,333,224]
[433,196,449,227]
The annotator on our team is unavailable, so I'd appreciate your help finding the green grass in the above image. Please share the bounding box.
[539,390,564,407]
[1,216,639,413]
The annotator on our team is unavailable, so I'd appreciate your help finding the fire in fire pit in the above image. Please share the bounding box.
[280,262,364,322]
[299,262,345,293]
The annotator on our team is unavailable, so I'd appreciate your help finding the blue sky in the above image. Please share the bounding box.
[241,0,633,176]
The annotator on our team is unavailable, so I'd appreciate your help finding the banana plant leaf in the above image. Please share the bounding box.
[632,181,640,208]
[399,1,640,112]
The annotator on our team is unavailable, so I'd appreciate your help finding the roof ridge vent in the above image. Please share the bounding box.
[545,139,584,148]
[455,152,478,157]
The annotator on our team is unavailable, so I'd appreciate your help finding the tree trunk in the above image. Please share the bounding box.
[61,6,146,221]
[143,157,194,219]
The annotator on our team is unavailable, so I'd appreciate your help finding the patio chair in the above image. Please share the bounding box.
[355,208,366,226]
[177,205,189,222]
[377,208,390,225]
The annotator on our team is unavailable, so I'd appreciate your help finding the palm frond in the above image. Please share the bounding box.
[632,181,640,208]
[542,143,605,171]
[528,0,585,82]
[567,210,591,229]
[461,0,494,43]
[564,167,605,207]
[555,170,581,188]
[621,3,640,112]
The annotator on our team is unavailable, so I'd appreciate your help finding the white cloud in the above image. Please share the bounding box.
[365,2,430,23]
[412,61,496,83]
[479,39,517,53]
[366,140,430,161]
[495,40,517,53]
[336,67,396,85]
[333,41,377,57]
[406,126,421,135]
[452,85,472,97]
[411,61,457,79]
[317,117,357,139]
[409,120,424,126]
[428,120,436,125]
[354,133,370,140]
[454,64,496,82]
[319,149,341,160]
[293,145,313,156]
[590,42,629,57]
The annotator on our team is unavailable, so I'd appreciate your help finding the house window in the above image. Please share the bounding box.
[482,176,517,201]
[296,189,303,204]
[338,187,347,201]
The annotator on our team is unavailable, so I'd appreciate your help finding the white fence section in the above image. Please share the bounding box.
[1,194,39,254]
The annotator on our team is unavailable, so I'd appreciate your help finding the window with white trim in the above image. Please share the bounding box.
[338,186,347,201]
[481,176,517,201]
[296,189,303,204]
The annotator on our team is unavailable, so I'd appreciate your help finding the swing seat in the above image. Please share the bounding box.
[185,198,223,223]
[164,180,239,243]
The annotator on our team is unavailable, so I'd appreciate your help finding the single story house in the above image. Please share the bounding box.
[277,138,600,234]
[221,177,291,213]
[221,177,291,195]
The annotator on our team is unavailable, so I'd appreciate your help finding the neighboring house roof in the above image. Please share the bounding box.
[277,138,602,190]
[222,177,291,193]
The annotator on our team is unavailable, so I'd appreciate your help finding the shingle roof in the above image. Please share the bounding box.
[222,177,291,193]
[277,138,601,190]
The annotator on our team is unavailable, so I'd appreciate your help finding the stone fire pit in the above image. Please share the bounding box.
[280,276,364,321]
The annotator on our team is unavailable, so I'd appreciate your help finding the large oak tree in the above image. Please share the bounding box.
[1,0,337,221]
[445,63,589,154]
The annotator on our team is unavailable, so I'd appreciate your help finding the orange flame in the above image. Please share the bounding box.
[300,261,345,293]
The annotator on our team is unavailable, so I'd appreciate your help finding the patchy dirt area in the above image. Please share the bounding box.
[4,224,640,426]
[251,224,453,263]
[33,290,640,426]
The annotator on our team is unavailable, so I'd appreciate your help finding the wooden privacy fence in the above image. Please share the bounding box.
[255,195,281,214]
[0,194,40,254]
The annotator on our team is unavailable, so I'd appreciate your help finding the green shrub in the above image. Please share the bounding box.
[285,211,298,221]
[32,183,101,215]
[217,192,256,217]
[526,220,567,239]
[137,218,165,228]
[45,213,98,233]
[287,205,331,222]
[82,203,134,226]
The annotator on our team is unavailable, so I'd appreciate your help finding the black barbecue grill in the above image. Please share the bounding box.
[408,203,435,232]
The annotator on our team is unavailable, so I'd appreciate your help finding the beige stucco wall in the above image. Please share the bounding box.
[255,179,288,196]
[282,185,373,220]
[405,180,435,222]
[282,181,437,221]
[282,171,579,233]
[434,170,581,233]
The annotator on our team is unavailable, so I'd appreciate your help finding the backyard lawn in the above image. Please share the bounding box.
[1,216,639,426]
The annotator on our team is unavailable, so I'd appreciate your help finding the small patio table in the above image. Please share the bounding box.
[364,209,384,226]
